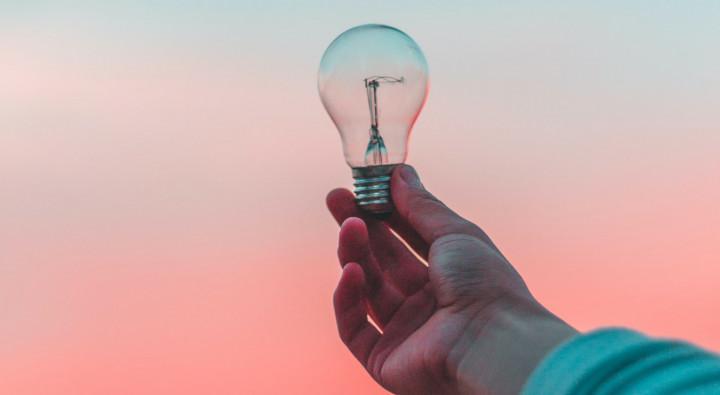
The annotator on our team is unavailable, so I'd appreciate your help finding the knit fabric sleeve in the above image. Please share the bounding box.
[522,328,720,395]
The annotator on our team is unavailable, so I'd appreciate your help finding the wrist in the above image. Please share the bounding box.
[451,297,578,395]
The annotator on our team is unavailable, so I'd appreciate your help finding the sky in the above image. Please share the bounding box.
[1,1,719,394]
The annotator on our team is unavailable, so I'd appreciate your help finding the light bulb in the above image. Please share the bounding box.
[318,24,429,215]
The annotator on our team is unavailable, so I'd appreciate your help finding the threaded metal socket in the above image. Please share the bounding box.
[351,164,397,215]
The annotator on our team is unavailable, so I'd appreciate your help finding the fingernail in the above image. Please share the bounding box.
[341,217,364,229]
[341,217,357,227]
[399,165,423,189]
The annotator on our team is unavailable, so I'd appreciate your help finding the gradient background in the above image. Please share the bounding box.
[2,2,719,394]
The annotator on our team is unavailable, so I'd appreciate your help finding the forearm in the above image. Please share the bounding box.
[452,298,578,395]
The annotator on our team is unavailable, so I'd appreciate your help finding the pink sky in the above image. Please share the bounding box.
[2,2,719,394]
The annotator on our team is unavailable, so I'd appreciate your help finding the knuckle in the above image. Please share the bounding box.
[431,234,483,253]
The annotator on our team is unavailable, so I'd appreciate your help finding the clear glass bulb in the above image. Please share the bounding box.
[318,24,429,214]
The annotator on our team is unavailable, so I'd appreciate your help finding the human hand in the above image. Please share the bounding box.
[327,165,577,395]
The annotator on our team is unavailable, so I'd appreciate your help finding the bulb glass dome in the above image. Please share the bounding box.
[318,24,429,168]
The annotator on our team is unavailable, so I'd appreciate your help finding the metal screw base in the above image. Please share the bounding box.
[352,164,397,216]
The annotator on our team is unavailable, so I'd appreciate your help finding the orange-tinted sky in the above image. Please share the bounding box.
[2,2,719,394]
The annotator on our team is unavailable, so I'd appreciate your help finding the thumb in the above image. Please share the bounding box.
[391,165,497,249]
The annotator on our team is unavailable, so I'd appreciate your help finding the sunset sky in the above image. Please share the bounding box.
[2,2,719,394]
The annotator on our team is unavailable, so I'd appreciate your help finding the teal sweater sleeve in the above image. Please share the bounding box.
[522,328,720,395]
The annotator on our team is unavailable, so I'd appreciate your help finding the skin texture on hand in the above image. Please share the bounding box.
[327,165,578,395]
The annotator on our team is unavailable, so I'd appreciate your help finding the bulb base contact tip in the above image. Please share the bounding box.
[352,164,396,216]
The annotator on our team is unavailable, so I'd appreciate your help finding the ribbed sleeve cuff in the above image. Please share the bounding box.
[522,327,650,394]
[522,327,720,395]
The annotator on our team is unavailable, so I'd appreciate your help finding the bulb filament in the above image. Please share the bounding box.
[364,75,404,165]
